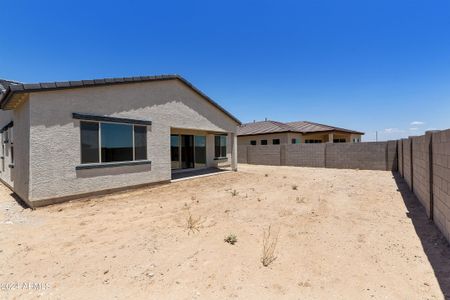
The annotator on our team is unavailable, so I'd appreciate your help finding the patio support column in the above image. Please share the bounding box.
[231,132,238,171]
[328,133,334,143]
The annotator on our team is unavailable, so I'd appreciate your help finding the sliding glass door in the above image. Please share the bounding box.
[181,135,194,169]
[171,134,206,170]
[194,136,206,168]
[171,135,180,169]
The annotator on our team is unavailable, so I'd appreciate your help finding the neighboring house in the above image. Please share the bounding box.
[238,120,363,146]
[0,75,240,207]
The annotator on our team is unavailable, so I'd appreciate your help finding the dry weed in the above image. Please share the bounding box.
[261,225,279,267]
[186,211,204,235]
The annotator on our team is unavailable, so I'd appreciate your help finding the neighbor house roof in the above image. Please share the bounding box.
[0,79,21,92]
[238,120,364,136]
[0,75,241,124]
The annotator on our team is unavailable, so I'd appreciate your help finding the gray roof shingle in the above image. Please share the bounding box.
[0,75,240,125]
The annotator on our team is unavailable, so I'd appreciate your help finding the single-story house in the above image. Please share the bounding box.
[0,75,240,207]
[238,120,363,146]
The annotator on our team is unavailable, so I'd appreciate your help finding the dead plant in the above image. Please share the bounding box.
[231,189,239,196]
[186,211,204,235]
[261,225,279,267]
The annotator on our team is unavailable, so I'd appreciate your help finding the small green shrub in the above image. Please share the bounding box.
[224,234,238,245]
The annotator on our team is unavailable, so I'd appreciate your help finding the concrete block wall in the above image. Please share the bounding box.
[398,139,404,176]
[395,129,450,243]
[432,129,450,242]
[240,141,396,171]
[238,146,248,164]
[285,144,326,167]
[326,142,388,170]
[387,141,398,172]
[411,134,431,217]
[247,145,281,166]
[403,139,413,189]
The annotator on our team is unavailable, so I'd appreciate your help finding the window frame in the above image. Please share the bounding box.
[260,140,268,145]
[250,140,257,145]
[78,120,149,167]
[272,139,280,145]
[214,134,227,159]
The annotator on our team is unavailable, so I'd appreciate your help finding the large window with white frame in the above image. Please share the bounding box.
[80,121,147,164]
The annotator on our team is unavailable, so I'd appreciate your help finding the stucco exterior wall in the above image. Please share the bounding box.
[12,100,30,204]
[0,109,14,188]
[26,80,238,204]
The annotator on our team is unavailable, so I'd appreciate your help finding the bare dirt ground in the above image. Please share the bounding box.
[1,164,450,299]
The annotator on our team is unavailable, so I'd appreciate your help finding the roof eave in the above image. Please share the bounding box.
[0,75,241,125]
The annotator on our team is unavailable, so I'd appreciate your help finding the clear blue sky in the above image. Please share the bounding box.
[2,0,449,141]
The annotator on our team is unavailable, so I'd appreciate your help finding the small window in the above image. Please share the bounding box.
[250,140,256,145]
[305,139,322,144]
[292,138,300,144]
[272,139,280,145]
[333,138,346,143]
[214,135,227,158]
[261,140,268,145]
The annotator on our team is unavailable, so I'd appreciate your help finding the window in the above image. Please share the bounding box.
[272,139,280,145]
[291,138,300,144]
[333,138,346,143]
[80,121,147,164]
[261,140,268,145]
[80,122,100,163]
[250,140,256,145]
[134,126,147,160]
[305,139,322,144]
[214,135,227,158]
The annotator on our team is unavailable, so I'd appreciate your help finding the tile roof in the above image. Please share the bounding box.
[237,120,295,135]
[0,79,21,92]
[0,75,241,124]
[238,120,364,136]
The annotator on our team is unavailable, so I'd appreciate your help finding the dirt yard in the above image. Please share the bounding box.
[1,164,450,299]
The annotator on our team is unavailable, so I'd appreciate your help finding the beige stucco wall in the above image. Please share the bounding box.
[0,109,14,189]
[25,79,237,204]
[12,100,30,204]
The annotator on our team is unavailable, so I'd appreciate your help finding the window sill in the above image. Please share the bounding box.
[214,157,228,161]
[76,160,151,170]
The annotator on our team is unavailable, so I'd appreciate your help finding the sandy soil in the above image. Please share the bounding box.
[1,164,450,299]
